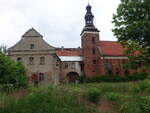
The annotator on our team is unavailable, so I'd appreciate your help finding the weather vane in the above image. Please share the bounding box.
[88,0,90,5]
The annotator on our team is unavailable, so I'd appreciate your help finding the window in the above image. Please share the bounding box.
[39,73,44,81]
[30,44,34,49]
[92,48,95,55]
[71,62,75,69]
[29,57,34,65]
[93,60,96,65]
[116,68,120,75]
[17,57,22,63]
[64,63,68,69]
[104,59,112,74]
[92,37,95,44]
[40,57,45,65]
[56,60,59,69]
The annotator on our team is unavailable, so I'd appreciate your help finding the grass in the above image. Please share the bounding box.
[0,80,150,113]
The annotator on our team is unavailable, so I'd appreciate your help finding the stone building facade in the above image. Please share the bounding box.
[8,4,137,85]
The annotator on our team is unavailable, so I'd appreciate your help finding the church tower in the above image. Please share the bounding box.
[81,4,104,77]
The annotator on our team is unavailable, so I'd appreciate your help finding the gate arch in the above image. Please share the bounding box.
[66,72,79,83]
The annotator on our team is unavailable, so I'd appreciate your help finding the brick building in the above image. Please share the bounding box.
[8,4,134,85]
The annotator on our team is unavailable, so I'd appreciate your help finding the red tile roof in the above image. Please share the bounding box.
[56,49,82,56]
[56,41,126,57]
[99,41,126,56]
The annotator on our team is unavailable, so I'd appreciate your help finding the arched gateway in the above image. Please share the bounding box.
[66,72,79,83]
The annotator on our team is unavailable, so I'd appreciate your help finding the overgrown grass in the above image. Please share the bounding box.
[0,85,96,113]
[0,80,150,113]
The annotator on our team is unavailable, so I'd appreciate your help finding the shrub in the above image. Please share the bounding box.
[0,84,14,93]
[120,101,141,113]
[138,80,150,92]
[0,54,28,91]
[86,75,123,83]
[106,92,121,101]
[87,88,101,104]
[83,72,148,83]
[78,75,87,83]
[126,72,148,81]
[139,96,150,113]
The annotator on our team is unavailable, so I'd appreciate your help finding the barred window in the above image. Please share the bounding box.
[39,73,44,81]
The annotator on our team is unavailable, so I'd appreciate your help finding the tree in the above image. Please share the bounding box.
[0,45,7,55]
[112,0,150,69]
[0,49,28,89]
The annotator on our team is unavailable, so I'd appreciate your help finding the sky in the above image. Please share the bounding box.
[0,0,120,48]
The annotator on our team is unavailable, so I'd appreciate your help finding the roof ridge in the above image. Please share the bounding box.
[22,28,43,37]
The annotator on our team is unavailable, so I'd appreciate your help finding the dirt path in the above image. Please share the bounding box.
[96,100,117,113]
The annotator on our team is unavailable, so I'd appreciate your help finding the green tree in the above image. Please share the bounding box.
[0,49,28,89]
[112,0,150,69]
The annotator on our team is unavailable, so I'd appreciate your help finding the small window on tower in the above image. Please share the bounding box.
[93,60,96,65]
[92,48,95,55]
[30,44,34,49]
[92,37,95,44]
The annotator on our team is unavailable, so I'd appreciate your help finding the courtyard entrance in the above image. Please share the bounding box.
[66,72,79,83]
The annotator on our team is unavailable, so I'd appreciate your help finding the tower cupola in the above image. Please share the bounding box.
[81,4,99,35]
[84,4,94,27]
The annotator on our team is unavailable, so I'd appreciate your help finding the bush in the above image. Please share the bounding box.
[87,88,101,104]
[138,80,150,92]
[106,92,121,101]
[0,84,14,93]
[78,75,87,83]
[0,54,28,91]
[84,72,148,83]
[125,72,148,81]
[86,75,123,83]
[120,101,141,113]
[139,96,150,113]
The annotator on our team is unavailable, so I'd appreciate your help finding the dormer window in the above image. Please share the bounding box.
[30,44,34,49]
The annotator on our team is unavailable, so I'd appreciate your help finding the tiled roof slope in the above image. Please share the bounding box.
[56,48,82,56]
[56,41,126,57]
[99,41,126,56]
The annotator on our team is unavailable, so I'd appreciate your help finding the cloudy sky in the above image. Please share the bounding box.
[0,0,120,48]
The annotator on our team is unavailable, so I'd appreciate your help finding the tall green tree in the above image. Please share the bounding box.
[112,0,150,69]
[0,48,28,89]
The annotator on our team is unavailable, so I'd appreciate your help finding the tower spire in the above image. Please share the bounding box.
[81,4,99,35]
[84,3,94,27]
